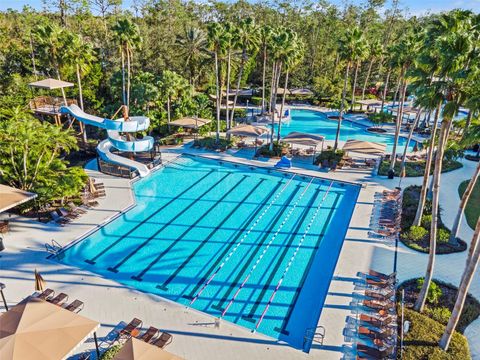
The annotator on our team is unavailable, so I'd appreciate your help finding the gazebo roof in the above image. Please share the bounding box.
[113,338,183,360]
[282,132,325,146]
[29,78,74,90]
[0,297,99,360]
[169,117,211,129]
[0,185,37,213]
[290,88,314,96]
[342,139,386,154]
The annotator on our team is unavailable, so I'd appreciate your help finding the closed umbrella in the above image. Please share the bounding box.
[34,269,46,292]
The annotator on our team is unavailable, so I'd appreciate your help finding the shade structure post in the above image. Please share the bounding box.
[94,331,100,358]
[0,283,8,311]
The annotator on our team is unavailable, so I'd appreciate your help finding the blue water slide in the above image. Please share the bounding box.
[60,104,154,177]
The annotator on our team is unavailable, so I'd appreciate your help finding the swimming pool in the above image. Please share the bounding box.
[278,109,416,153]
[59,156,359,350]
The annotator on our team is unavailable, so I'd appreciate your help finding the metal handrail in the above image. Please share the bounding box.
[303,325,326,350]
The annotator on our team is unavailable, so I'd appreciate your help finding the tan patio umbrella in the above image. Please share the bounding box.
[226,124,269,137]
[342,139,386,155]
[113,338,183,360]
[0,296,100,360]
[0,185,37,214]
[282,132,325,163]
[169,117,211,129]
[34,269,46,292]
[29,78,74,105]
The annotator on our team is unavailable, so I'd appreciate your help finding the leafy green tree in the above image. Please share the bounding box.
[0,108,87,205]
[157,70,192,125]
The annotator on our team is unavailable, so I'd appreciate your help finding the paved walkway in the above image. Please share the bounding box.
[0,142,478,359]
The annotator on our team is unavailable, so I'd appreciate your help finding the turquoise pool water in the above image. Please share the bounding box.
[59,156,359,349]
[279,109,416,153]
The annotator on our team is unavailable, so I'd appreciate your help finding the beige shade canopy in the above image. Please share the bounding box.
[355,99,383,106]
[282,132,325,147]
[0,185,37,213]
[275,87,290,95]
[290,88,314,96]
[113,338,183,360]
[342,139,386,155]
[0,297,99,360]
[226,124,269,137]
[169,117,211,129]
[29,78,74,90]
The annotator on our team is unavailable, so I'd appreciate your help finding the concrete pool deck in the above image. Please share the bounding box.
[1,147,478,359]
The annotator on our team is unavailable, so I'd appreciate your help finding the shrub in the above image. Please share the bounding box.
[437,228,450,243]
[417,278,442,304]
[192,136,233,151]
[256,141,289,158]
[402,308,470,360]
[403,226,428,242]
[421,214,432,229]
[100,345,121,360]
[250,96,262,105]
[425,306,452,325]
[314,149,344,165]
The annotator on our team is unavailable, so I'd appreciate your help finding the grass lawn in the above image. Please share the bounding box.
[378,159,462,177]
[458,179,480,230]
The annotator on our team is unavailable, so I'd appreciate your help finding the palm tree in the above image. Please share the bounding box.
[33,24,67,101]
[333,26,366,151]
[259,26,272,114]
[361,39,383,100]
[388,34,418,171]
[62,32,96,142]
[229,18,259,122]
[276,33,304,142]
[350,37,369,111]
[439,217,480,350]
[157,70,186,126]
[415,10,476,312]
[223,22,236,133]
[175,27,208,88]
[207,22,225,143]
[112,18,141,108]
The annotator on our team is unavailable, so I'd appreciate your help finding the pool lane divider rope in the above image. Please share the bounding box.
[107,171,235,274]
[183,180,285,301]
[253,180,334,333]
[85,169,215,265]
[210,186,302,312]
[156,177,266,291]
[242,183,325,322]
[189,173,297,306]
[220,177,315,318]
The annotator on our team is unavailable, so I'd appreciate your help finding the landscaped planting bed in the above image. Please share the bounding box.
[378,159,462,177]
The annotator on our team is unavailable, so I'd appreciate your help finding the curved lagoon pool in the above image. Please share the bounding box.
[278,109,417,153]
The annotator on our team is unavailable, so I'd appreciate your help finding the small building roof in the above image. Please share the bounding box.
[0,185,37,213]
[342,139,386,155]
[113,338,183,360]
[29,78,74,90]
[282,132,325,146]
[169,117,211,129]
[0,297,99,360]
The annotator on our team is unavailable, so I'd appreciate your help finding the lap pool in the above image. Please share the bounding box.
[59,156,360,350]
[278,109,416,153]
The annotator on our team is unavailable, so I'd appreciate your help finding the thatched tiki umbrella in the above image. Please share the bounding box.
[34,269,46,292]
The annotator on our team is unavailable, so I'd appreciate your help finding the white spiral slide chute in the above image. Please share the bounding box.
[60,104,154,177]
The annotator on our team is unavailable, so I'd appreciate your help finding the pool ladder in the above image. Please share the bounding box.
[45,239,63,256]
[303,325,325,352]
